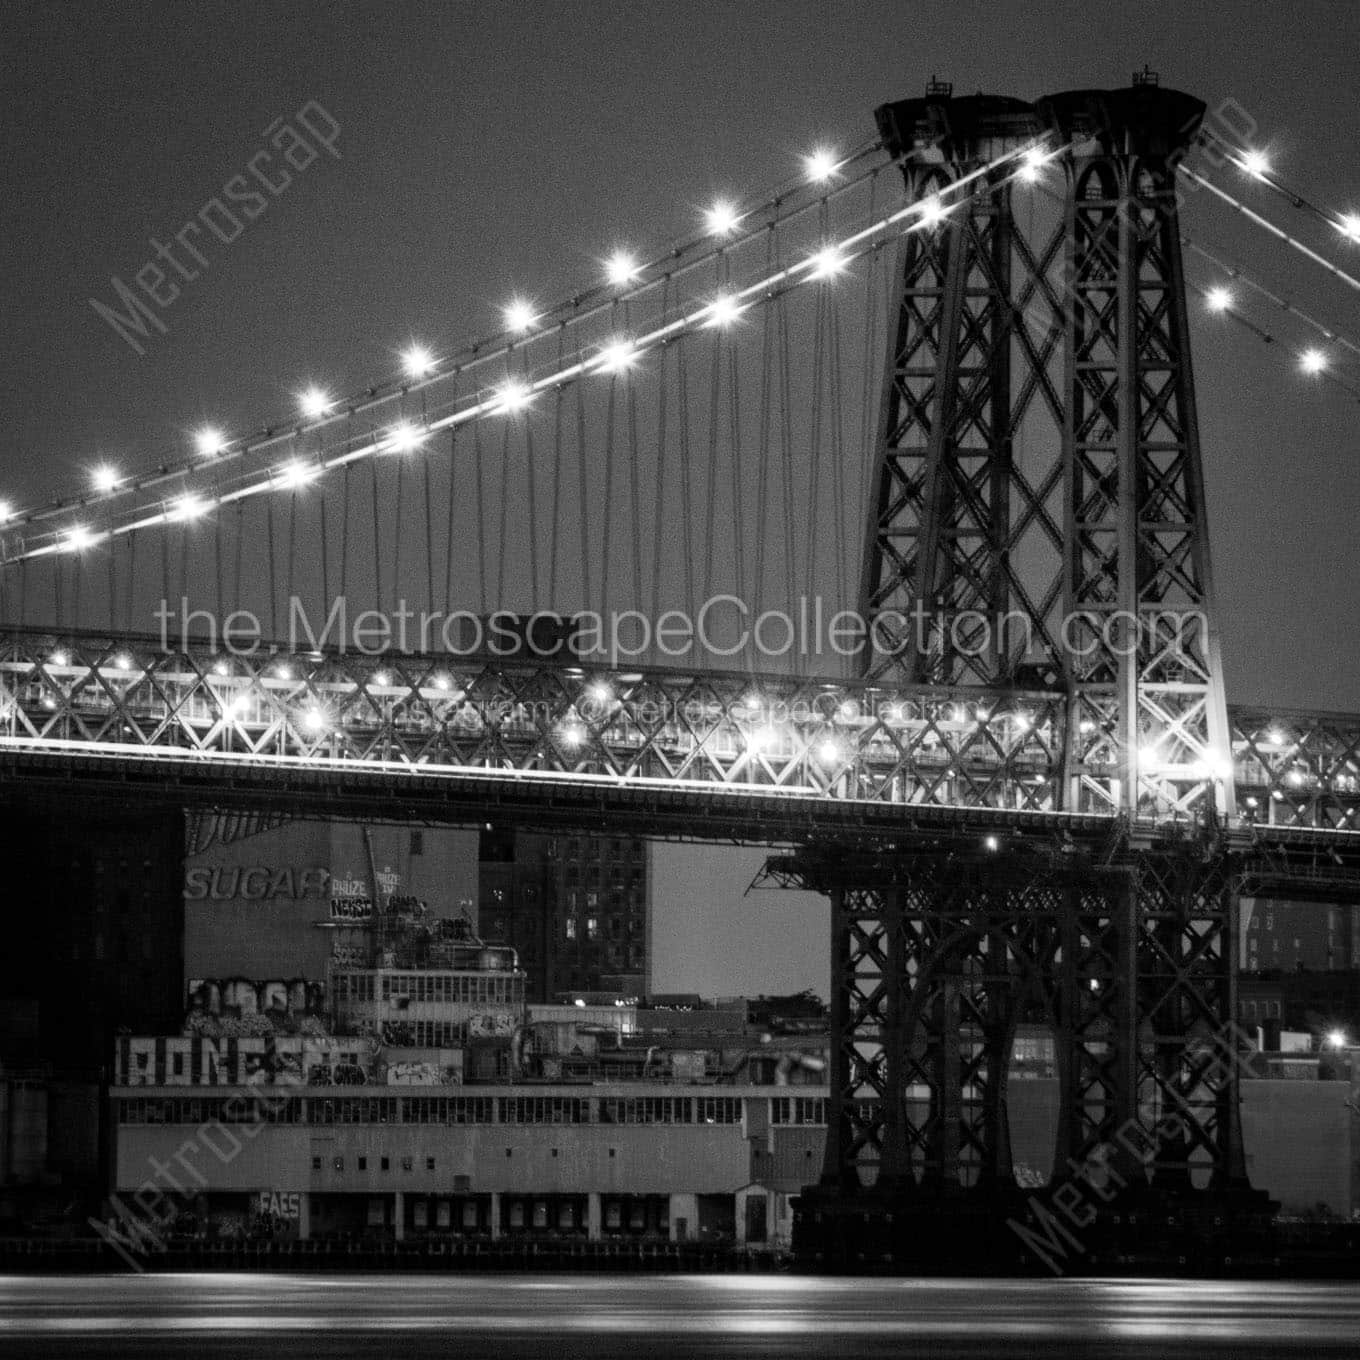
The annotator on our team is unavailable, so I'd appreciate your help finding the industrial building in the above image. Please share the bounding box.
[103,896,1360,1249]
[478,828,651,1002]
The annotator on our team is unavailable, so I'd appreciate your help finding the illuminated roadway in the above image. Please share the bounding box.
[2,1274,1359,1357]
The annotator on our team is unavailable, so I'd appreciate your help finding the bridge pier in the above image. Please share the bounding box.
[778,827,1275,1270]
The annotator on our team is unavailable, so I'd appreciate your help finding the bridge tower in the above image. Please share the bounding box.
[792,78,1271,1267]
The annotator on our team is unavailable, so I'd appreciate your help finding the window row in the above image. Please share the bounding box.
[769,1097,827,1126]
[117,1094,752,1126]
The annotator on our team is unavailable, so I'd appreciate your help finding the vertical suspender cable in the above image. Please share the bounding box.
[525,376,540,611]
[601,376,617,618]
[677,331,695,618]
[806,284,827,607]
[858,173,881,574]
[126,531,138,636]
[370,458,382,618]
[287,490,298,636]
[575,334,593,610]
[266,492,278,642]
[320,481,330,617]
[423,458,435,618]
[340,443,351,607]
[496,421,511,608]
[727,273,745,632]
[161,520,172,637]
[829,288,847,623]
[474,411,488,614]
[626,301,642,614]
[445,427,457,611]
[394,449,406,612]
[754,231,774,616]
[214,498,224,629]
[650,279,671,632]
[549,330,565,611]
[704,262,721,607]
[777,276,796,599]
[233,507,243,627]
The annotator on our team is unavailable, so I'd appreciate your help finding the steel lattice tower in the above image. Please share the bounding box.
[793,78,1271,1266]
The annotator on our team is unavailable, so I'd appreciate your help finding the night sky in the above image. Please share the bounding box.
[4,1,1360,997]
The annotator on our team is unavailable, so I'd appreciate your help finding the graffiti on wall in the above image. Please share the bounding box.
[185,978,327,1037]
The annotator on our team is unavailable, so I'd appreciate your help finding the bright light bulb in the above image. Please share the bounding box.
[918,196,950,230]
[92,465,120,494]
[113,654,131,671]
[64,525,93,552]
[804,147,837,183]
[212,661,229,677]
[1326,1028,1348,1049]
[275,663,292,680]
[171,493,207,522]
[589,681,613,704]
[372,671,390,688]
[984,835,1000,851]
[386,420,426,452]
[605,250,639,286]
[402,345,433,380]
[504,298,538,333]
[1240,149,1271,179]
[0,501,11,524]
[597,339,637,373]
[1017,146,1046,183]
[278,460,317,489]
[432,673,451,691]
[50,650,68,667]
[561,724,585,749]
[195,426,225,457]
[746,725,778,753]
[493,379,532,413]
[303,707,327,733]
[705,294,744,327]
[809,246,846,280]
[1205,286,1233,312]
[1339,213,1360,242]
[299,387,331,419]
[704,200,741,235]
[1301,348,1327,374]
[816,738,842,766]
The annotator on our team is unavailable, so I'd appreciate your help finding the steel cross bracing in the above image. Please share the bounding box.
[859,87,1237,829]
[0,627,1357,839]
[781,834,1251,1206]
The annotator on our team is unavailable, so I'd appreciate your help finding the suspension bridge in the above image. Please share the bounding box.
[7,73,1360,1264]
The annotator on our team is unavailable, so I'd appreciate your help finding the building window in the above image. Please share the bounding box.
[358,1157,367,1171]
[381,1157,390,1171]
[410,830,423,855]
[401,1156,413,1172]
[425,1157,435,1171]
[333,1157,344,1171]
[586,917,599,941]
[312,1156,322,1170]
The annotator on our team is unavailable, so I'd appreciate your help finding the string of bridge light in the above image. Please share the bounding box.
[0,138,889,538]
[10,140,1057,564]
[1188,273,1360,408]
[1198,129,1360,250]
[1186,234,1360,366]
[1178,160,1360,302]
